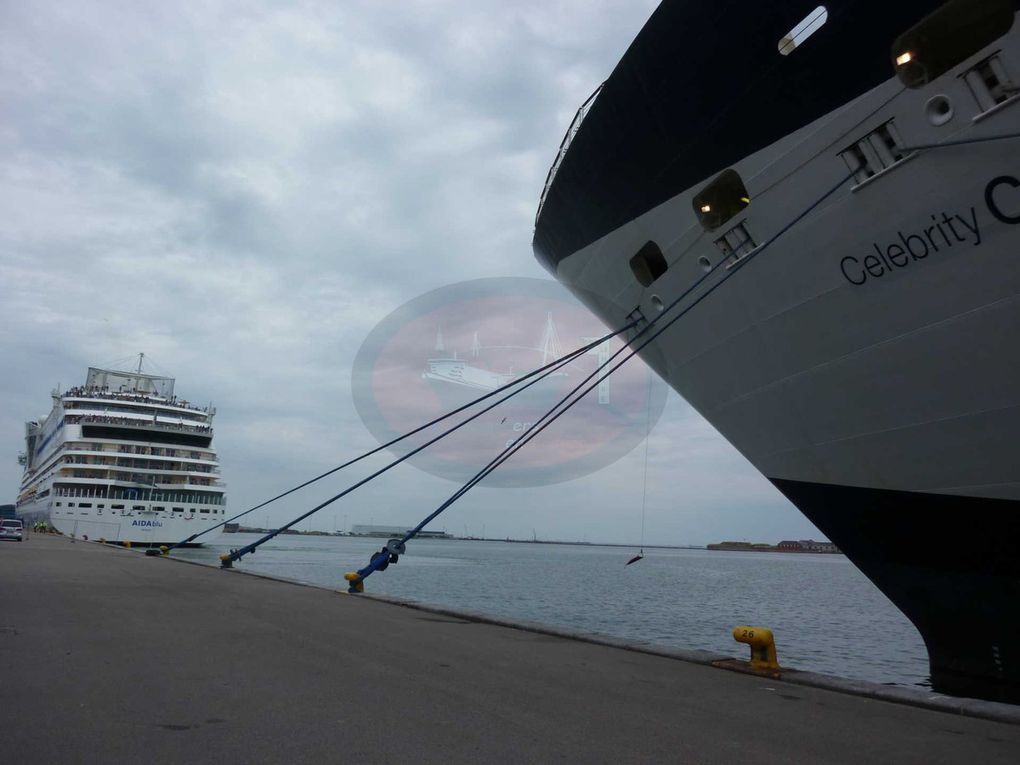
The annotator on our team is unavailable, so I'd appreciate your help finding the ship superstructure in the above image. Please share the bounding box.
[16,362,225,545]
[533,0,1020,702]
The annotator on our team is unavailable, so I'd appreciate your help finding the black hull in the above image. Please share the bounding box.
[772,478,1020,703]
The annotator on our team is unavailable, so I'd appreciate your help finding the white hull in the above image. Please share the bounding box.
[531,0,1020,702]
[17,495,224,546]
[555,67,1020,504]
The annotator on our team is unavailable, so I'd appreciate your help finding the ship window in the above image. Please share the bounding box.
[98,504,105,509]
[153,506,165,512]
[629,241,668,287]
[779,6,828,55]
[715,223,757,262]
[68,502,75,507]
[79,503,92,508]
[964,53,1016,112]
[839,121,908,184]
[892,0,1013,88]
[693,170,750,231]
[112,504,124,510]
[56,502,62,507]
[173,507,184,513]
[132,505,145,511]
[200,508,210,514]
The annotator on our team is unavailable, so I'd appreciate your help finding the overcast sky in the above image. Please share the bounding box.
[0,0,825,545]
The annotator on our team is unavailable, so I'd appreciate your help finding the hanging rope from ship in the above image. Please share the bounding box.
[626,371,655,567]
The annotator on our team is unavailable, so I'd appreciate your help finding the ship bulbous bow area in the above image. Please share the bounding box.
[773,478,1020,704]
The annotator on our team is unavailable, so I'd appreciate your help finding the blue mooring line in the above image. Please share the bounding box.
[220,327,635,567]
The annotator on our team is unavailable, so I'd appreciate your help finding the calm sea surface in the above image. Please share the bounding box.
[177,533,929,689]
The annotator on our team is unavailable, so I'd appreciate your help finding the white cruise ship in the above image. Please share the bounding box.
[16,361,226,546]
[533,1,1020,703]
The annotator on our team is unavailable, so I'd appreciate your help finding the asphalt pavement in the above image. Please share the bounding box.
[2,534,1019,764]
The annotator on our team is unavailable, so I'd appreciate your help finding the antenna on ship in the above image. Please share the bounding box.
[136,353,145,373]
[471,332,480,359]
[435,327,445,353]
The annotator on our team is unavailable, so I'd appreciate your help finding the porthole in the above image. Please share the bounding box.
[925,95,954,125]
[698,256,712,272]
[650,294,665,312]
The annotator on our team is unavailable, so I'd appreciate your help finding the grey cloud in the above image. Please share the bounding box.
[0,0,820,545]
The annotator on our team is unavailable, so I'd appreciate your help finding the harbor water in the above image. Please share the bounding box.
[178,534,929,689]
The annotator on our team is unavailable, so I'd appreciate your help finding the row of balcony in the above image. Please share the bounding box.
[53,485,226,504]
[64,470,223,487]
[65,443,217,463]
[63,456,219,474]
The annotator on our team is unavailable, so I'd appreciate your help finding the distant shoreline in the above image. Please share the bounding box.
[707,541,842,555]
[221,527,840,553]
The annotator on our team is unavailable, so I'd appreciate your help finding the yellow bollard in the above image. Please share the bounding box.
[732,626,781,671]
[159,545,169,555]
[343,572,364,593]
[99,538,106,544]
[124,541,132,549]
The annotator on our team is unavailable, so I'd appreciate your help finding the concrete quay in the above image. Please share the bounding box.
[2,534,1019,764]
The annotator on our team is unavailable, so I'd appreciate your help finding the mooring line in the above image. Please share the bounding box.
[160,328,628,554]
[217,325,638,566]
[203,128,1020,573]
[345,169,857,589]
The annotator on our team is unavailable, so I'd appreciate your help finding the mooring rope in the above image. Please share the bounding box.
[160,328,629,554]
[344,168,857,589]
[191,128,1020,574]
[367,128,1020,577]
[218,324,638,566]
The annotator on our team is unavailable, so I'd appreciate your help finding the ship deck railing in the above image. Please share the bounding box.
[66,414,213,435]
[52,486,226,504]
[62,456,219,474]
[535,82,603,225]
[60,387,214,415]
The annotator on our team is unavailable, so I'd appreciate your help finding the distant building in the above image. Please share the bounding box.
[0,504,14,519]
[351,524,451,539]
[709,538,841,554]
[351,525,407,537]
[800,539,840,553]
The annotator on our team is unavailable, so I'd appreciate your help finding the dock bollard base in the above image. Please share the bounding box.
[711,658,783,680]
